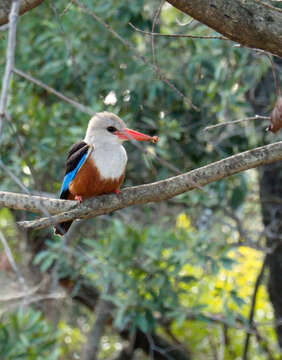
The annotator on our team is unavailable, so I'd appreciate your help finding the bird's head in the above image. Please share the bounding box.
[84,112,158,146]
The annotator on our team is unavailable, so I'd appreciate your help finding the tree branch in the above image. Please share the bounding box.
[0,0,45,26]
[0,141,279,230]
[166,0,282,58]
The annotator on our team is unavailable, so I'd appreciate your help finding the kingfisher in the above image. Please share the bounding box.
[54,112,158,236]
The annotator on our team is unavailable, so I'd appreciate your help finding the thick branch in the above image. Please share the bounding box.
[0,141,278,229]
[166,0,282,58]
[0,0,45,26]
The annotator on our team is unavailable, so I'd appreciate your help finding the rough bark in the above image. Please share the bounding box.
[166,0,282,58]
[0,0,44,26]
[1,141,282,230]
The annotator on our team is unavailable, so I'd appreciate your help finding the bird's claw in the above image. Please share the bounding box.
[75,195,83,203]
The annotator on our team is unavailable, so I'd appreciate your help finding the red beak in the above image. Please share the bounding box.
[115,128,157,142]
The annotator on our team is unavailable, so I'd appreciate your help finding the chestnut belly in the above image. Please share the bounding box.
[69,158,125,198]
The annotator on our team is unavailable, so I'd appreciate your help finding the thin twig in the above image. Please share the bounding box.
[13,68,94,115]
[0,24,9,31]
[175,17,194,27]
[253,0,282,13]
[0,230,27,289]
[1,292,65,314]
[252,48,281,97]
[242,255,268,360]
[203,115,270,131]
[71,0,198,111]
[13,70,179,176]
[5,111,40,188]
[253,326,275,360]
[151,1,165,69]
[0,0,20,137]
[49,0,78,70]
[264,52,280,97]
[0,159,66,235]
[61,2,73,16]
[129,22,229,41]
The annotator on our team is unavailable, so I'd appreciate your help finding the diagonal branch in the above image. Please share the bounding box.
[13,68,94,115]
[0,140,279,230]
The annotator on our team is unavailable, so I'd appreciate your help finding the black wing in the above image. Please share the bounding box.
[59,141,90,199]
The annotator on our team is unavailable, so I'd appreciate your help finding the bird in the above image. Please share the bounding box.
[54,112,158,236]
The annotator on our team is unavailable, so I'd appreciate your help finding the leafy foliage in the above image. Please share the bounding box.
[0,308,58,360]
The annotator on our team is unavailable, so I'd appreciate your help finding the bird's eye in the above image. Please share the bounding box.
[107,126,117,133]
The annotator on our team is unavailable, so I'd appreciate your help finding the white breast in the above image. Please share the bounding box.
[91,144,127,179]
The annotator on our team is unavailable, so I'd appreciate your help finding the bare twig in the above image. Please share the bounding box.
[265,52,280,97]
[218,325,226,360]
[13,68,94,115]
[0,230,26,288]
[61,2,73,16]
[3,140,281,230]
[242,255,268,360]
[129,22,229,41]
[49,0,78,70]
[252,49,281,96]
[203,115,270,131]
[253,0,282,13]
[0,23,9,31]
[1,292,65,314]
[71,0,198,111]
[151,0,165,69]
[0,159,66,235]
[253,326,275,360]
[0,0,20,137]
[175,17,194,27]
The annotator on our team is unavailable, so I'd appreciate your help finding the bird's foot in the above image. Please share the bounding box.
[75,195,83,203]
[114,189,121,195]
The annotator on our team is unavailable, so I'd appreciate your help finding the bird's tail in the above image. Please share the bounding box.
[53,221,73,236]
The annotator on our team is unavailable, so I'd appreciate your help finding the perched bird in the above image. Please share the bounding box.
[54,112,158,236]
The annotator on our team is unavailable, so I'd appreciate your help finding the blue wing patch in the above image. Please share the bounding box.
[59,152,87,197]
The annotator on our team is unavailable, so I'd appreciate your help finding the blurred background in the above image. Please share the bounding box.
[0,1,281,359]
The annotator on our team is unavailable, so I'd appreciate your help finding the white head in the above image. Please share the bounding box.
[84,112,126,147]
[84,112,156,148]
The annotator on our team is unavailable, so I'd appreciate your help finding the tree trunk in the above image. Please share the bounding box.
[249,58,282,351]
[259,162,282,350]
